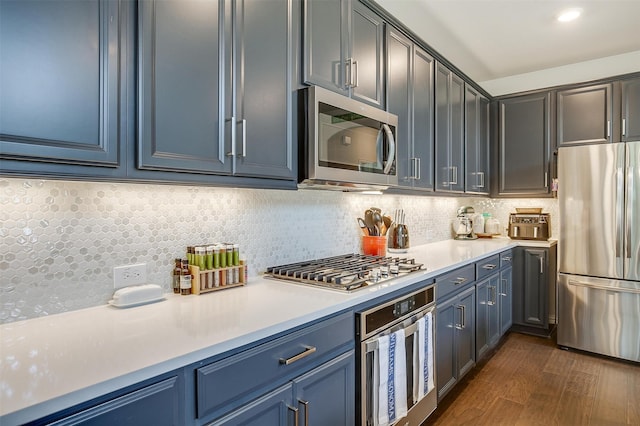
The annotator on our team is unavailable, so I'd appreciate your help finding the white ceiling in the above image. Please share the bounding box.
[376,0,640,95]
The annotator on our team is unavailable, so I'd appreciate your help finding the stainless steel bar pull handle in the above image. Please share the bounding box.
[226,116,236,157]
[455,305,465,330]
[299,400,309,426]
[482,264,497,270]
[502,256,512,262]
[460,304,466,328]
[240,119,247,158]
[607,120,611,138]
[451,166,458,185]
[622,118,627,136]
[410,158,418,179]
[279,345,317,365]
[288,405,299,426]
[451,277,467,285]
[539,256,544,274]
[416,157,421,180]
[345,58,352,88]
[352,60,359,88]
[478,171,485,188]
[499,279,508,296]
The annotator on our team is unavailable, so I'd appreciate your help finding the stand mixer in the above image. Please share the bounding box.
[453,206,478,240]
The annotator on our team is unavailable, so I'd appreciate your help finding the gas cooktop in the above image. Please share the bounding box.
[264,253,424,292]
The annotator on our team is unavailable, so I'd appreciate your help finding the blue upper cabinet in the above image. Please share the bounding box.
[137,0,296,180]
[0,0,121,169]
[137,0,228,175]
[304,0,385,108]
[435,63,465,193]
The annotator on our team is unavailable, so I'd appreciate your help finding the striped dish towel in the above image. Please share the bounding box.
[414,312,435,402]
[376,328,408,426]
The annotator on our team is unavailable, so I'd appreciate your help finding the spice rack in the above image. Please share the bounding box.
[188,264,246,295]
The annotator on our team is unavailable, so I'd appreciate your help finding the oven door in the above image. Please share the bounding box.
[304,86,398,189]
[361,307,437,426]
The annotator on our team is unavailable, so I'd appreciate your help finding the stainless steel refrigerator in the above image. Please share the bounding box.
[557,141,640,362]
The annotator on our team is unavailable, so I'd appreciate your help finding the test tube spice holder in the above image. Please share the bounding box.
[188,262,247,295]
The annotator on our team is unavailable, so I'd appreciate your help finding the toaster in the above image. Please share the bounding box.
[508,213,550,240]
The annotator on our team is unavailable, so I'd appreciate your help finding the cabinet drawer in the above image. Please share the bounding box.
[436,264,475,302]
[500,250,514,268]
[195,311,353,420]
[476,254,500,280]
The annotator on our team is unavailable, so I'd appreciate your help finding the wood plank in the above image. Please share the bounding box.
[515,371,565,426]
[629,366,640,425]
[590,361,629,425]
[427,333,640,426]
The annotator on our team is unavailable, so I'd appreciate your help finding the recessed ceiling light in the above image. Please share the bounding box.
[557,8,582,22]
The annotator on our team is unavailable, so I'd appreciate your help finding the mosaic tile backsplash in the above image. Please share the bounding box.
[0,178,558,323]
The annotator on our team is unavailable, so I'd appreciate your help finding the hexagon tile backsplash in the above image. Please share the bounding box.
[0,178,558,323]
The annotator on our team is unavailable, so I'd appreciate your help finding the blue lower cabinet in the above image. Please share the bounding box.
[32,375,183,426]
[435,285,475,401]
[293,350,355,426]
[500,266,513,334]
[475,273,500,361]
[208,383,294,426]
[209,350,355,426]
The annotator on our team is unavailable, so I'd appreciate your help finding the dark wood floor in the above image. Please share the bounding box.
[425,332,640,426]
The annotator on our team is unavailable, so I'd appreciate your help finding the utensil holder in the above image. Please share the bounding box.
[362,235,387,257]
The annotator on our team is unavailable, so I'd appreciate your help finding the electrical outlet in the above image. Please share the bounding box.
[113,263,147,289]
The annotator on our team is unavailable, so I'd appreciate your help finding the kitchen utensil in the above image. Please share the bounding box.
[382,214,392,230]
[357,218,370,236]
[364,209,378,236]
[388,209,410,252]
[371,210,384,235]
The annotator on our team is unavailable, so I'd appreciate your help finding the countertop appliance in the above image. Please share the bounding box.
[557,142,640,362]
[299,86,398,191]
[357,286,437,425]
[265,254,424,292]
[508,212,551,240]
[452,206,477,240]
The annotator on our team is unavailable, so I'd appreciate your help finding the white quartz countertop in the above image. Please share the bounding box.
[0,238,555,424]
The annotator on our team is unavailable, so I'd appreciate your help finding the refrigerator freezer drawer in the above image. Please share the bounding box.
[558,273,640,362]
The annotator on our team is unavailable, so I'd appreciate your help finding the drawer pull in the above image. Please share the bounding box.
[482,264,497,270]
[279,345,317,365]
[502,256,512,262]
[451,277,467,285]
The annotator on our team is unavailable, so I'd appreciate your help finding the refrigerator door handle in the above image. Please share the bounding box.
[568,279,640,295]
[627,164,633,261]
[616,166,625,262]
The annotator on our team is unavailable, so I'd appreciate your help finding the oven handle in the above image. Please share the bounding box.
[363,307,433,353]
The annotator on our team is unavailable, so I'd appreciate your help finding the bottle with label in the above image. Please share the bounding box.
[172,258,181,294]
[180,259,192,295]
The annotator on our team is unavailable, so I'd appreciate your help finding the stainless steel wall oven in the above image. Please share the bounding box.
[356,285,437,426]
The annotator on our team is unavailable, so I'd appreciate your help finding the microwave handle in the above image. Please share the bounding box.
[382,123,395,175]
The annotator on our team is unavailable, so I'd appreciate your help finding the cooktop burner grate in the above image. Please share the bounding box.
[265,253,424,292]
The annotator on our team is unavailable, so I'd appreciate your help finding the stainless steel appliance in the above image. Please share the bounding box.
[452,206,477,240]
[508,213,551,240]
[558,142,640,362]
[265,254,424,292]
[299,86,398,191]
[357,286,437,425]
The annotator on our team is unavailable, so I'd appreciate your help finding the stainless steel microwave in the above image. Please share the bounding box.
[299,86,398,191]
